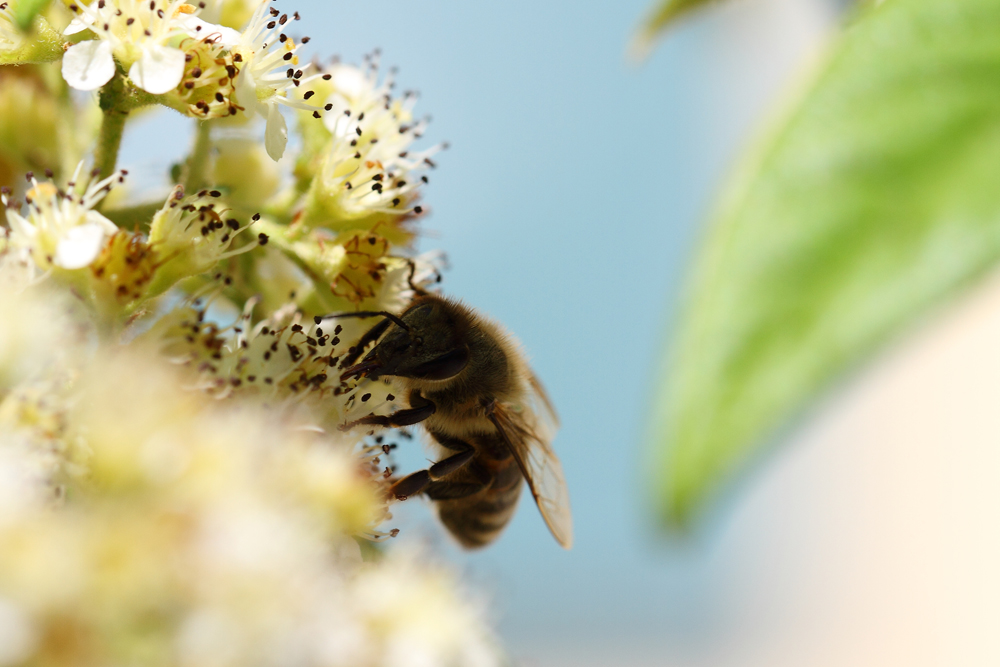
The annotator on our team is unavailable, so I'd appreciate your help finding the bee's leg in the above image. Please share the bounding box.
[339,393,435,431]
[424,479,487,500]
[338,317,392,368]
[405,258,428,296]
[390,445,478,500]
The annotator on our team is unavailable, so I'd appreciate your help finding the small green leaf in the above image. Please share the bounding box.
[656,0,1000,525]
[12,0,51,32]
[630,0,719,60]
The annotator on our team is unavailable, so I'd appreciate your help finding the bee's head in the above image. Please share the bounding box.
[342,298,470,382]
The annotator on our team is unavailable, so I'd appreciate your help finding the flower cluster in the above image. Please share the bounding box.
[0,284,499,666]
[0,0,497,664]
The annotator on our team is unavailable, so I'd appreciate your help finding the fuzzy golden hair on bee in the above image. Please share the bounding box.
[333,293,572,549]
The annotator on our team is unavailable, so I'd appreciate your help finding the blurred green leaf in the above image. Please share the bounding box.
[12,0,51,32]
[656,0,1000,525]
[631,0,718,60]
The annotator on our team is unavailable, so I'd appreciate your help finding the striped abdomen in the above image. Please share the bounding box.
[436,454,523,549]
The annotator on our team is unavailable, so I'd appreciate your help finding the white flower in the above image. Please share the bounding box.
[145,185,266,296]
[311,55,444,221]
[2,165,122,272]
[231,0,324,161]
[61,0,237,94]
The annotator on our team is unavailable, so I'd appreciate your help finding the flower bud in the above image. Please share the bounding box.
[0,67,62,187]
[0,4,63,66]
[209,137,280,207]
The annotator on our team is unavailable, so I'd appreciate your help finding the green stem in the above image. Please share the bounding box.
[103,201,163,228]
[94,75,129,181]
[182,121,213,193]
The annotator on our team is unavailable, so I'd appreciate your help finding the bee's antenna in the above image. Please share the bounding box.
[327,310,410,331]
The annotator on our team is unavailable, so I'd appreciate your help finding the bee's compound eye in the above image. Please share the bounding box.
[411,304,434,319]
[410,346,469,380]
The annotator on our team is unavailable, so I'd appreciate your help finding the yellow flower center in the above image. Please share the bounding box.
[26,183,57,201]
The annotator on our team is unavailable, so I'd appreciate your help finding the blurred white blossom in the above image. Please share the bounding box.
[2,166,122,271]
[0,2,490,663]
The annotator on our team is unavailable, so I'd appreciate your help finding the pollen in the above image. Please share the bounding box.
[26,183,58,201]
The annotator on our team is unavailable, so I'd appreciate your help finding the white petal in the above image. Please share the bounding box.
[329,66,369,100]
[61,40,115,92]
[4,212,36,240]
[176,16,241,47]
[54,222,108,270]
[322,93,352,134]
[233,65,259,115]
[85,210,119,235]
[128,44,185,95]
[264,103,287,162]
[63,14,94,36]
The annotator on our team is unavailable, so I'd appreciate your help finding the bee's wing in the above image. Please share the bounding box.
[488,378,572,549]
[527,369,560,434]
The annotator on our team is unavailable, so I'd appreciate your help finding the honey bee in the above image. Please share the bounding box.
[335,293,573,549]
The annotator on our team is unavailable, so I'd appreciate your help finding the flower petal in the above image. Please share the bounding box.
[128,44,185,95]
[233,65,259,115]
[63,15,94,36]
[54,222,108,270]
[264,103,287,162]
[61,40,115,92]
[330,66,369,100]
[85,210,120,236]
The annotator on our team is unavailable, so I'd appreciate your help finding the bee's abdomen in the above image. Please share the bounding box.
[437,459,523,549]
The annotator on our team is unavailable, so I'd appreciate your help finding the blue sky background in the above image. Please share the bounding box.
[121,1,840,663]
